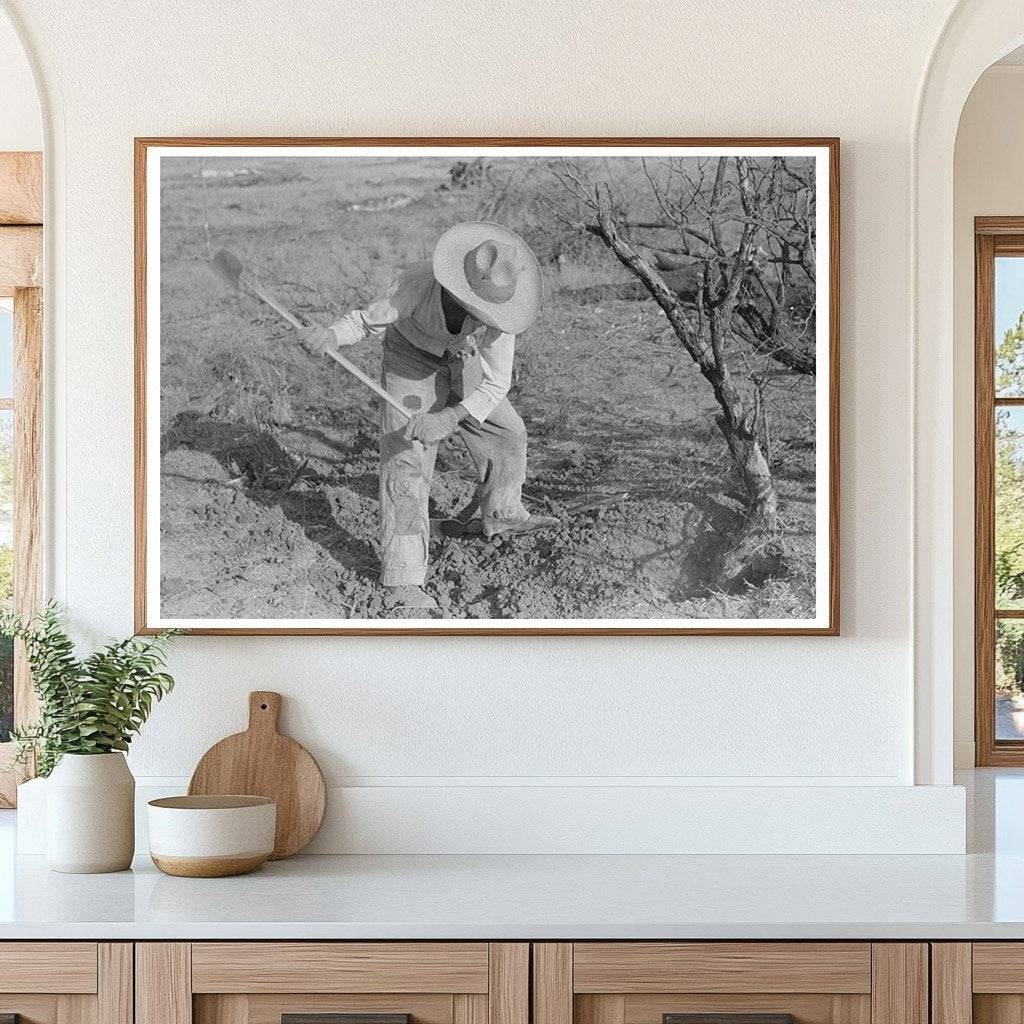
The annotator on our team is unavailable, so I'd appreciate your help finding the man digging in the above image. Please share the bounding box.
[300,222,558,612]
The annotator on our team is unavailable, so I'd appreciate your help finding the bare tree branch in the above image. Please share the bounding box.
[590,182,783,582]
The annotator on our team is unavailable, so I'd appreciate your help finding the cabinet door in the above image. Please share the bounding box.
[534,944,927,1024]
[935,943,1024,1024]
[137,943,528,1024]
[0,942,132,1024]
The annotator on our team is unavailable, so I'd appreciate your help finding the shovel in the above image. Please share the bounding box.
[211,248,411,421]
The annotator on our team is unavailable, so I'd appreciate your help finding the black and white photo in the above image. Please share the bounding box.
[136,139,838,634]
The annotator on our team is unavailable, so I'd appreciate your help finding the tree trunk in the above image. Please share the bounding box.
[718,413,785,586]
[591,185,786,587]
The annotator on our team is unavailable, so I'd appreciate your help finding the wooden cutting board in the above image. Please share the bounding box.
[188,691,326,859]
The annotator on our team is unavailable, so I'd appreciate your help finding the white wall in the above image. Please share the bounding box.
[0,9,40,151]
[952,64,1024,768]
[0,0,972,851]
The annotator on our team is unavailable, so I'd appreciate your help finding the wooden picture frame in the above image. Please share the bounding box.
[135,137,840,636]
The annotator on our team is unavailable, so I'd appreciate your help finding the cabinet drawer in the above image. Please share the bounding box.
[197,993,457,1024]
[973,943,1024,992]
[139,942,528,1024]
[191,943,490,993]
[0,943,130,1024]
[572,943,872,994]
[0,942,98,993]
[535,943,925,1024]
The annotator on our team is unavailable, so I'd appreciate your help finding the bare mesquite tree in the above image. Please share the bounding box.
[551,156,817,585]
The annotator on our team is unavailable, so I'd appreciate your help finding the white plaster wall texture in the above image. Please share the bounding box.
[953,65,1024,768]
[0,9,40,151]
[0,0,976,847]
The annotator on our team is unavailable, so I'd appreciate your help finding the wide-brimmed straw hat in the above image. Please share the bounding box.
[432,222,542,335]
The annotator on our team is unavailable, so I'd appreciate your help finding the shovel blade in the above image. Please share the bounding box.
[211,248,245,291]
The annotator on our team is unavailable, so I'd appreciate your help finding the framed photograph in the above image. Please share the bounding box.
[135,137,839,635]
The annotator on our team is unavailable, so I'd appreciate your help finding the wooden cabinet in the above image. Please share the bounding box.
[0,938,948,1024]
[533,944,928,1024]
[136,943,528,1024]
[931,943,1024,1024]
[0,943,132,1024]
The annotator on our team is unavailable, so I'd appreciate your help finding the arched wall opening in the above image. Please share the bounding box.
[952,47,1024,768]
[914,0,1024,785]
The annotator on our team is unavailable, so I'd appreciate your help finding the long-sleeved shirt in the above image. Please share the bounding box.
[329,260,514,424]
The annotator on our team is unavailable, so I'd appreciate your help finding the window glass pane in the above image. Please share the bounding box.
[998,619,1024,740]
[0,303,12,400]
[996,256,1024,397]
[0,410,12,742]
[998,407,1024,609]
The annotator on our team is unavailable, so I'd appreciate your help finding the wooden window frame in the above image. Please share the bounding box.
[0,151,43,806]
[975,217,1024,765]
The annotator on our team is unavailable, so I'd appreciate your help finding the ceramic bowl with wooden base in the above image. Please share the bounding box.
[147,795,276,877]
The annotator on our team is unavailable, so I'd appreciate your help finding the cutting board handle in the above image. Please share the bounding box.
[248,691,282,734]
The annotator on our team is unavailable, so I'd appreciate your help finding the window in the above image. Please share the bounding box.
[0,286,41,804]
[976,220,1024,764]
[0,299,11,745]
[0,152,42,805]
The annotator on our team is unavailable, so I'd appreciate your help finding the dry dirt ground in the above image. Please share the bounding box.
[158,156,817,621]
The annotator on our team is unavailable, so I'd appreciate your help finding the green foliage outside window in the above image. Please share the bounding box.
[995,315,1024,696]
[996,314,1024,610]
[996,408,1024,610]
[998,311,1024,396]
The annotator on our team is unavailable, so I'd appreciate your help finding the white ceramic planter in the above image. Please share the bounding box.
[46,752,135,873]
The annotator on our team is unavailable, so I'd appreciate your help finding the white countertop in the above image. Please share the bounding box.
[0,849,1023,940]
[1,769,1022,941]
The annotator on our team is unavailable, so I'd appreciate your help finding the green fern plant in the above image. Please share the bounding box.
[1,603,178,777]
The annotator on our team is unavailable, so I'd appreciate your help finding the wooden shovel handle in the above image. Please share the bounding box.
[325,348,411,422]
[230,261,412,423]
[248,691,282,733]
